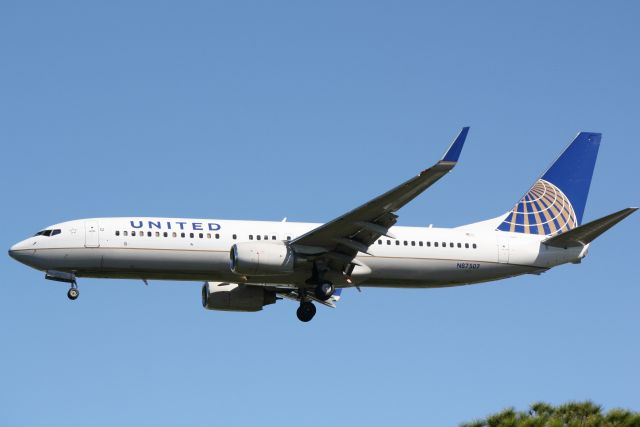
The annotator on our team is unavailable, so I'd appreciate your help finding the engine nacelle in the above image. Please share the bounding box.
[201,282,276,312]
[229,241,295,276]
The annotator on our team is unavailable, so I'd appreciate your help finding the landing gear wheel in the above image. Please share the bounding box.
[314,281,335,301]
[296,301,316,322]
[67,288,79,300]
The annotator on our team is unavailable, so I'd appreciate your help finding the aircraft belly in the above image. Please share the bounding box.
[101,248,224,270]
[362,256,536,288]
[70,248,230,280]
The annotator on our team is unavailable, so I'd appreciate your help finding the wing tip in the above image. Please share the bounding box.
[441,126,470,163]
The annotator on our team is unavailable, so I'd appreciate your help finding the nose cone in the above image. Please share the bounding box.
[9,243,20,259]
[8,240,32,264]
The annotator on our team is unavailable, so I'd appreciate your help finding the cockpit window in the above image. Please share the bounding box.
[34,229,61,237]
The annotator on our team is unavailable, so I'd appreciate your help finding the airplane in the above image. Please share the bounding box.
[8,128,637,322]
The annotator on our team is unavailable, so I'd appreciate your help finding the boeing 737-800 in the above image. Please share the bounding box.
[8,129,637,322]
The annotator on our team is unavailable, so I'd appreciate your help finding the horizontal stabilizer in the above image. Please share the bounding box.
[543,207,638,248]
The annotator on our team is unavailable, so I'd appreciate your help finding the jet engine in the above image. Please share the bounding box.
[229,241,295,276]
[201,282,277,312]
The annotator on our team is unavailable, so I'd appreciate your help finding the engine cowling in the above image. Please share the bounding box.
[201,282,276,312]
[229,241,295,276]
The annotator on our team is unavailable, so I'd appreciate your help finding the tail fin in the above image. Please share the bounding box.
[497,132,601,236]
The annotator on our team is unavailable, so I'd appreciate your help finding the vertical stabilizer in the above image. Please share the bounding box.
[497,132,601,235]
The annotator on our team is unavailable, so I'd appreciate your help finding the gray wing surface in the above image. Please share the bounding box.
[291,127,470,274]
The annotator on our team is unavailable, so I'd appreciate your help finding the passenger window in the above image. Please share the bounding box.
[272,235,276,240]
[124,231,128,237]
[249,235,254,240]
[164,232,168,237]
[378,240,382,244]
[132,231,136,236]
[115,231,120,236]
[216,233,220,239]
[172,232,177,238]
[419,241,423,247]
[396,241,400,246]
[403,241,407,246]
[155,232,159,237]
[434,242,438,247]
[411,241,415,246]
[206,233,211,239]
[232,234,237,239]
[287,236,291,241]
[387,240,391,245]
[181,232,186,238]
[190,233,194,238]
[257,235,261,240]
[457,243,461,248]
[442,242,446,247]
[427,241,431,247]
[199,233,204,238]
[473,243,477,249]
[264,235,268,240]
[147,231,152,237]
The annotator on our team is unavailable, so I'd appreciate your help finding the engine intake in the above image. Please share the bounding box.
[201,282,276,312]
[229,241,295,276]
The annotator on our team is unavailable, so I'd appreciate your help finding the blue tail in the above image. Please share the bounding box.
[497,132,601,235]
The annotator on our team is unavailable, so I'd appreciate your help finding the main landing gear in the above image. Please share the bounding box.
[295,281,335,322]
[314,281,335,301]
[67,283,79,300]
[296,300,316,322]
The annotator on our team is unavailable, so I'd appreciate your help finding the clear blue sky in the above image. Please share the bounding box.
[1,1,638,426]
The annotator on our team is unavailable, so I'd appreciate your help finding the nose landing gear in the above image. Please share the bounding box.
[44,270,79,301]
[67,282,79,300]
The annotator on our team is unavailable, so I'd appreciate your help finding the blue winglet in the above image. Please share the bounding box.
[441,127,469,163]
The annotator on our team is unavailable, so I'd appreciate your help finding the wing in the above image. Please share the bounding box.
[291,127,470,274]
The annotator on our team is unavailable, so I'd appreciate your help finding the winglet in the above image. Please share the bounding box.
[441,127,470,163]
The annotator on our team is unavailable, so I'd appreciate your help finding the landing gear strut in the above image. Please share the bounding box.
[67,282,79,300]
[296,301,316,322]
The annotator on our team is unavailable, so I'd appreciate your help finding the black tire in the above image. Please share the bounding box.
[296,301,316,322]
[67,288,79,300]
[314,282,335,301]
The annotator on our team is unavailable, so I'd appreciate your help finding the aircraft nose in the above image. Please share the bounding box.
[8,240,30,263]
[8,243,19,260]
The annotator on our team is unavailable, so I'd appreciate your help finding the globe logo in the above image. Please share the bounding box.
[498,179,577,235]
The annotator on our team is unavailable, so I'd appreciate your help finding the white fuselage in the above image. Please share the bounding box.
[9,217,586,289]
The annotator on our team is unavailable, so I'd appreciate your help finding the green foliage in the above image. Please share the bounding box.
[461,401,640,427]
